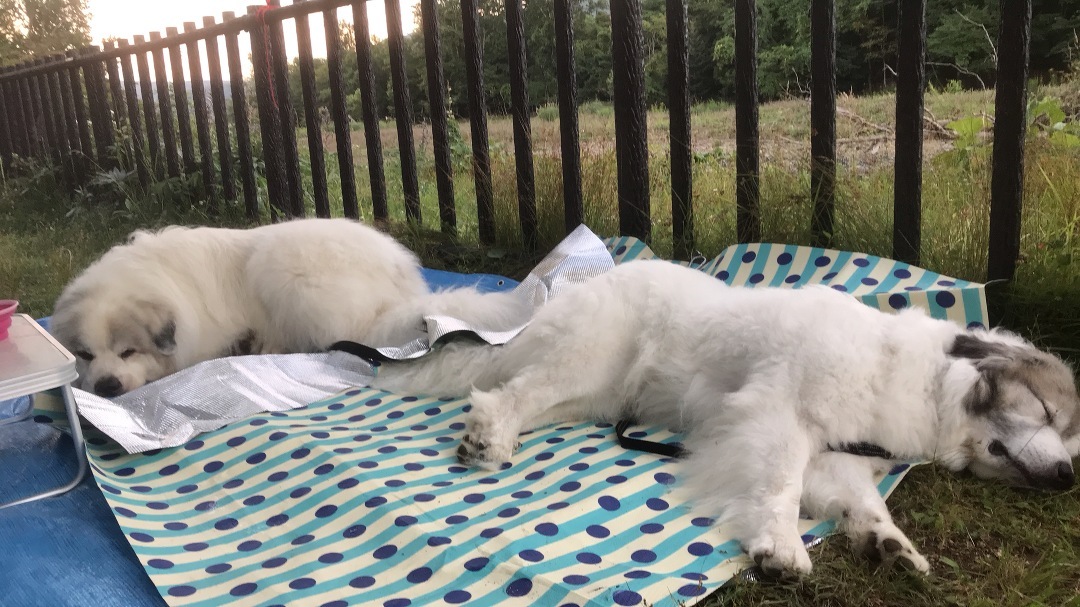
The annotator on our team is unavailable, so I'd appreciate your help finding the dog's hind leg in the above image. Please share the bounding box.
[800,452,930,574]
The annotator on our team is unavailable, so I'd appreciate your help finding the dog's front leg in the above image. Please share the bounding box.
[800,452,930,574]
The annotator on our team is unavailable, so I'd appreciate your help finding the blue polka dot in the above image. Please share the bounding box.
[893,268,912,279]
[343,524,366,538]
[168,586,196,597]
[428,536,451,546]
[578,447,598,455]
[319,552,344,564]
[890,463,910,475]
[396,516,417,527]
[861,277,879,286]
[291,448,310,459]
[205,562,231,574]
[268,471,288,482]
[290,578,316,590]
[613,590,642,605]
[130,485,152,493]
[564,574,590,585]
[560,481,581,492]
[682,572,708,580]
[404,462,425,472]
[936,291,956,307]
[536,522,559,536]
[784,274,801,284]
[226,436,246,447]
[506,578,533,597]
[291,487,311,499]
[444,590,471,603]
[831,285,848,292]
[691,517,714,527]
[717,271,730,281]
[625,570,651,579]
[640,523,664,533]
[678,584,707,597]
[615,245,627,255]
[164,522,188,531]
[366,398,382,406]
[598,496,621,511]
[576,552,601,564]
[547,502,569,511]
[269,431,287,440]
[214,518,238,531]
[814,255,831,267]
[741,251,756,263]
[358,460,378,469]
[511,490,532,499]
[654,472,676,485]
[823,272,838,280]
[407,567,433,583]
[373,544,398,559]
[314,463,335,475]
[777,252,793,265]
[323,601,348,607]
[130,532,154,543]
[498,507,519,518]
[535,452,554,461]
[631,549,656,563]
[222,479,244,489]
[464,557,489,571]
[238,540,262,551]
[853,257,870,267]
[338,478,360,489]
[464,493,485,503]
[114,507,137,518]
[587,524,610,538]
[749,273,765,284]
[316,505,338,517]
[446,515,468,524]
[519,549,544,562]
[263,557,287,568]
[349,576,375,588]
[481,527,503,538]
[267,514,289,527]
[888,294,908,309]
[569,462,590,471]
[646,497,669,510]
[146,501,169,510]
[606,475,627,484]
[688,542,713,556]
[292,534,315,545]
[379,446,397,454]
[148,558,174,569]
[230,583,257,596]
[387,411,404,419]
[184,440,204,450]
[525,471,545,480]
[159,464,180,476]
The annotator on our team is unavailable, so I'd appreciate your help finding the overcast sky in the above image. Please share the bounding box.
[88,0,419,79]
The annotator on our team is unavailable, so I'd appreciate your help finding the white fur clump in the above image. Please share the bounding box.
[52,218,428,396]
[375,259,1080,579]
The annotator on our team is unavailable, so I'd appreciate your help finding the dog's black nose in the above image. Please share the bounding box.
[94,376,124,398]
[1056,461,1075,489]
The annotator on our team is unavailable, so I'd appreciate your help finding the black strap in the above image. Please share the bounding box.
[614,419,686,459]
[328,340,387,363]
[828,441,895,460]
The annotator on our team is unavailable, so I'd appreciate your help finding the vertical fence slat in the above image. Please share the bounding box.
[46,57,75,183]
[505,0,537,247]
[267,1,305,218]
[15,66,35,159]
[352,0,389,222]
[385,0,422,223]
[553,0,583,235]
[667,0,693,257]
[8,69,31,159]
[150,31,182,178]
[101,43,127,139]
[810,0,837,248]
[202,17,237,202]
[459,0,494,244]
[248,4,287,219]
[3,70,24,161]
[57,63,81,164]
[421,0,456,235]
[38,59,63,166]
[184,22,220,212]
[166,27,197,174]
[0,70,13,169]
[117,39,151,188]
[295,9,331,218]
[734,0,759,245]
[31,59,60,165]
[223,11,260,219]
[133,35,163,179]
[21,63,43,158]
[892,0,926,266]
[610,0,651,243]
[987,0,1032,282]
[85,46,117,167]
[323,8,359,219]
[67,49,94,175]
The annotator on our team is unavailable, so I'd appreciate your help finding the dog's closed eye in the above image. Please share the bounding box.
[120,348,137,359]
[75,350,94,362]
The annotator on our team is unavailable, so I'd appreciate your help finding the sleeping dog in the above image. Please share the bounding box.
[372,259,1079,579]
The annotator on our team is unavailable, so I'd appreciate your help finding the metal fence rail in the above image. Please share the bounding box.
[0,0,1034,280]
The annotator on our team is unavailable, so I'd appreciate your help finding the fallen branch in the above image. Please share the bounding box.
[837,107,894,135]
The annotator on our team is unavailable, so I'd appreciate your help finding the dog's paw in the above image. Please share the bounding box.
[744,535,812,581]
[455,433,517,470]
[855,523,930,574]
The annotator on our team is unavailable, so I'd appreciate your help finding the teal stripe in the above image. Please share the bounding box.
[961,286,987,327]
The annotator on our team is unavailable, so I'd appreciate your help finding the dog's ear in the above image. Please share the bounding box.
[134,300,178,356]
[152,319,177,355]
[949,333,1012,415]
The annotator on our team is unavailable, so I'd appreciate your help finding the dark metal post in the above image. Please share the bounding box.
[150,31,182,178]
[810,0,837,247]
[459,0,494,244]
[203,16,237,202]
[385,0,422,223]
[295,8,330,217]
[734,0,759,245]
[248,4,287,219]
[266,0,305,217]
[893,0,927,265]
[610,0,651,242]
[554,0,583,235]
[352,0,388,221]
[668,0,694,256]
[987,0,1033,282]
[506,0,537,247]
[324,8,359,219]
[224,11,259,218]
[421,0,457,235]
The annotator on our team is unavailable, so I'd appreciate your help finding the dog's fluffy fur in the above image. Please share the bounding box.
[373,259,1080,578]
[52,218,428,396]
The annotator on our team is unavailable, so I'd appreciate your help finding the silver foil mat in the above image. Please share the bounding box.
[75,352,376,453]
[74,225,614,453]
[370,224,615,360]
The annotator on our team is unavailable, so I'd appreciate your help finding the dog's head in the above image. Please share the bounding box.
[949,331,1079,491]
[52,286,180,397]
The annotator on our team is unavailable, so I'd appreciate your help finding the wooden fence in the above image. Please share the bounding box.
[0,0,1033,280]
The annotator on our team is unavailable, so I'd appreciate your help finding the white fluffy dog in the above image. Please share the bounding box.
[373,259,1080,579]
[52,218,428,397]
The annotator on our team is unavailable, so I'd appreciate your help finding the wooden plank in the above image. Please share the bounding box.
[459,0,494,244]
[66,49,94,176]
[45,56,75,183]
[149,32,182,178]
[734,0,759,244]
[117,39,151,188]
[184,22,220,211]
[668,0,694,256]
[351,0,389,221]
[505,0,537,247]
[987,0,1032,282]
[134,35,164,178]
[421,0,456,235]
[295,8,331,217]
[101,42,127,137]
[248,4,287,219]
[385,0,422,223]
[223,11,260,219]
[166,27,197,173]
[267,0,305,217]
[554,0,583,235]
[203,17,237,202]
[323,8,359,219]
[810,0,837,247]
[610,0,651,242]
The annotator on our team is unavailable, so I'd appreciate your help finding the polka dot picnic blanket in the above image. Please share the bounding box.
[34,239,986,607]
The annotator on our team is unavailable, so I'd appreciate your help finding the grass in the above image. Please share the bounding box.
[2,82,1079,606]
